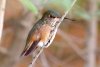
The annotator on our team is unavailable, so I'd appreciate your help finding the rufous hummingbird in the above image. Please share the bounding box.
[21,10,74,57]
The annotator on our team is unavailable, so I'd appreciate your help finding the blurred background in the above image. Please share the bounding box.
[0,0,100,67]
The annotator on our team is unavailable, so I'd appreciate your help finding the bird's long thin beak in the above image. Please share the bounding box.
[64,17,76,21]
[57,17,76,21]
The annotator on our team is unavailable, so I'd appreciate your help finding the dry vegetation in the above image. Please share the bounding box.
[0,0,100,67]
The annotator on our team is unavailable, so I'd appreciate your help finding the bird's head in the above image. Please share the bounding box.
[42,10,61,27]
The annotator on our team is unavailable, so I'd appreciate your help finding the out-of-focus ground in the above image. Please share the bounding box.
[0,0,100,67]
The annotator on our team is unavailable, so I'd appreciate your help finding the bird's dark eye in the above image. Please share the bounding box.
[49,15,55,18]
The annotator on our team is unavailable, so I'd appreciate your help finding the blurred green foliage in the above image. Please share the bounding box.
[20,0,38,14]
[41,0,76,14]
[20,0,100,21]
[20,0,76,14]
[44,0,74,10]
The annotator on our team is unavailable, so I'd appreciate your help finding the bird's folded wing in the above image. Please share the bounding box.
[21,29,41,56]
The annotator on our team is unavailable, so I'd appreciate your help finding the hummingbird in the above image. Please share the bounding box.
[21,10,74,57]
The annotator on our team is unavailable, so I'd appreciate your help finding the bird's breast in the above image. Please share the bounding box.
[39,24,52,42]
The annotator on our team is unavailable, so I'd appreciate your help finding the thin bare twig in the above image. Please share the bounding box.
[29,0,77,66]
[0,0,6,44]
[29,1,77,67]
[29,47,44,67]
